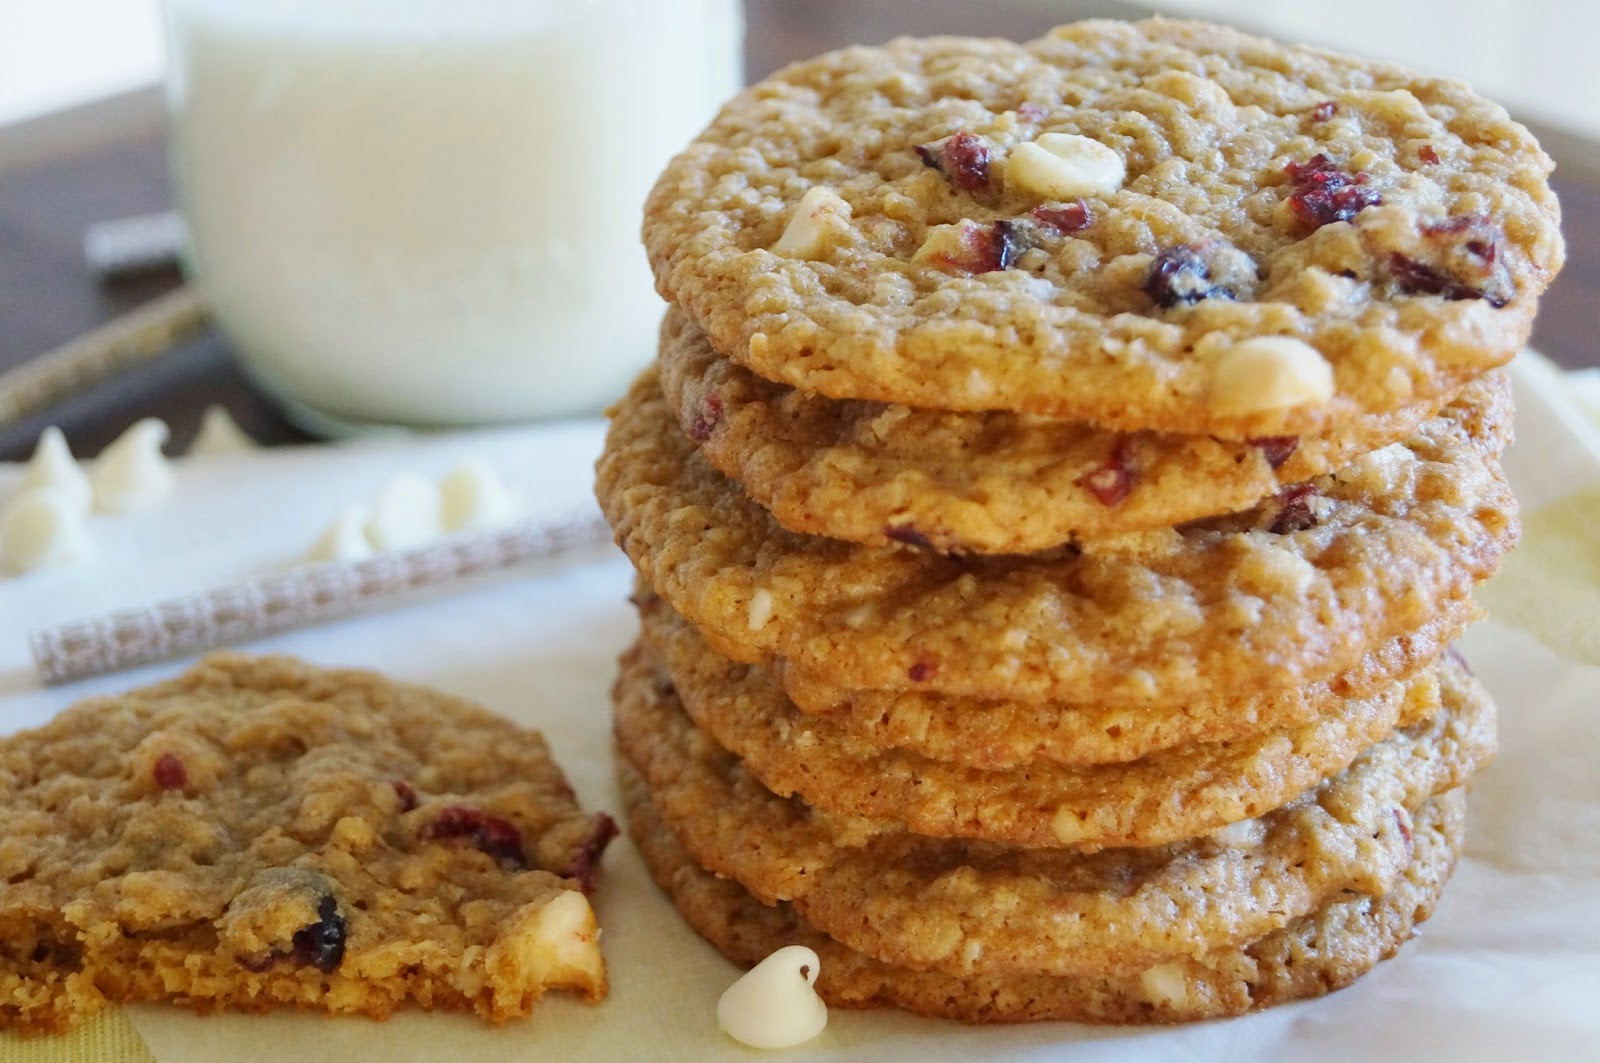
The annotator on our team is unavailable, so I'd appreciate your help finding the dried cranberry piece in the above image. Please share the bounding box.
[1418,144,1441,166]
[1389,253,1509,308]
[1284,154,1382,230]
[421,806,528,868]
[1078,439,1136,506]
[1143,244,1235,308]
[393,780,418,813]
[1250,436,1300,470]
[152,753,188,792]
[908,659,937,683]
[1016,103,1047,122]
[885,523,934,549]
[917,132,990,192]
[1268,484,1321,534]
[1393,808,1413,847]
[1310,101,1338,122]
[1031,202,1091,235]
[981,220,1028,272]
[561,815,619,894]
[687,393,723,442]
[291,896,347,974]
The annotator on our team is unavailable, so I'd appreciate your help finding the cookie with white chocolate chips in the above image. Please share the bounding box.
[658,305,1457,552]
[637,599,1446,848]
[643,19,1562,437]
[623,760,1469,1024]
[613,644,1492,980]
[598,367,1515,708]
[0,654,615,1034]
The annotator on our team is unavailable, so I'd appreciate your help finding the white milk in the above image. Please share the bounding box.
[163,0,742,428]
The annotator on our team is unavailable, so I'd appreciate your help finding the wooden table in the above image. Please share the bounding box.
[1,0,1595,460]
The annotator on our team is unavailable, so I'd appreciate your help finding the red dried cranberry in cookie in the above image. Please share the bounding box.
[290,896,347,973]
[1310,101,1338,122]
[561,814,618,893]
[1418,144,1441,165]
[1285,154,1381,230]
[1390,215,1514,307]
[1143,244,1240,308]
[1031,202,1091,235]
[1268,484,1321,534]
[392,780,419,812]
[885,523,934,549]
[1250,436,1300,470]
[421,806,527,868]
[1078,439,1136,506]
[687,393,723,442]
[907,659,938,683]
[152,753,188,792]
[916,132,991,192]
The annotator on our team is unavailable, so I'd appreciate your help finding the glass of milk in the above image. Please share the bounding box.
[162,0,742,432]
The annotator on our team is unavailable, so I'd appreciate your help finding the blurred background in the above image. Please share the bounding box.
[1,0,1596,460]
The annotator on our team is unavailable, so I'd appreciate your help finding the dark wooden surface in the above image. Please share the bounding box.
[1,0,1596,461]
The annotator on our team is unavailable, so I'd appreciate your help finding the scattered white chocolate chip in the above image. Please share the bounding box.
[1,487,95,573]
[91,418,175,514]
[1209,337,1335,416]
[189,405,257,455]
[1139,962,1190,1008]
[772,186,852,259]
[1005,133,1126,199]
[439,459,521,533]
[364,473,443,551]
[717,945,828,1050]
[19,426,91,513]
[747,588,775,631]
[305,505,376,564]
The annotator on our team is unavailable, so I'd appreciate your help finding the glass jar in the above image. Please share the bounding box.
[162,0,742,432]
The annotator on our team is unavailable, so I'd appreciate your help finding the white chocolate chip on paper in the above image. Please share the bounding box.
[717,944,828,1050]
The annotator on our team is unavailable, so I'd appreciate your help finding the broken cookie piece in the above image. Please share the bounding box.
[0,653,614,1034]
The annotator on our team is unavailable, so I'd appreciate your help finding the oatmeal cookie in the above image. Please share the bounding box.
[643,19,1562,437]
[636,607,1443,848]
[598,368,1514,706]
[769,597,1481,770]
[0,654,615,1035]
[623,763,1467,1024]
[612,645,1492,978]
[659,306,1455,552]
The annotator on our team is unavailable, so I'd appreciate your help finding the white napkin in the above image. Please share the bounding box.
[1,355,1597,1062]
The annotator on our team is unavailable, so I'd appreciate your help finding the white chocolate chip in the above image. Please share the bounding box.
[772,186,852,259]
[365,473,443,551]
[439,460,521,533]
[305,505,376,564]
[91,418,175,514]
[1005,133,1125,199]
[717,944,828,1050]
[1,487,95,573]
[747,588,775,631]
[912,220,982,268]
[1139,962,1190,1008]
[1209,337,1335,416]
[1210,818,1260,847]
[19,426,90,513]
[189,405,257,455]
[1050,806,1087,844]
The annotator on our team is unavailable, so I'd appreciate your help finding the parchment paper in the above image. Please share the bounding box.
[2,353,1596,1062]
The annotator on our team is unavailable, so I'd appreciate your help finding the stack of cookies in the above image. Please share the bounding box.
[598,19,1564,1023]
